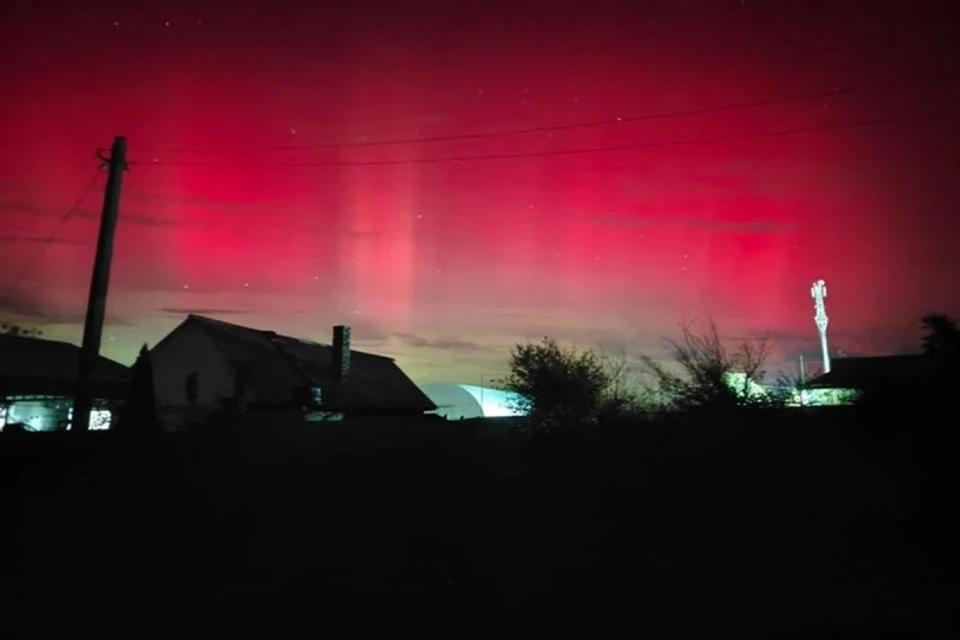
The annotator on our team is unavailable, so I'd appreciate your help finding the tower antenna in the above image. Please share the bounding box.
[811,279,831,374]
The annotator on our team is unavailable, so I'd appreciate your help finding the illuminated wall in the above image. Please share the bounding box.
[0,397,112,432]
[2,397,69,431]
[792,387,860,407]
[722,371,860,407]
[421,383,529,420]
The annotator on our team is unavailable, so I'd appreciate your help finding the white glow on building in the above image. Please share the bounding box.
[0,397,112,431]
[67,407,113,431]
[459,384,527,417]
[4,399,67,431]
[421,383,529,420]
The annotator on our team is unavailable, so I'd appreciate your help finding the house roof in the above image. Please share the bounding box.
[0,334,130,398]
[171,315,436,413]
[807,354,932,389]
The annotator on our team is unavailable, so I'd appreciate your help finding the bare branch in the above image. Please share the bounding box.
[642,318,776,412]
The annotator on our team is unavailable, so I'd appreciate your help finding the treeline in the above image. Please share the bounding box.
[494,313,960,433]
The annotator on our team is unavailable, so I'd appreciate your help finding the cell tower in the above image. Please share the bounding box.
[811,279,830,373]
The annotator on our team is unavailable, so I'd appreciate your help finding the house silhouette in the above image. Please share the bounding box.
[149,315,436,430]
[0,333,129,431]
[807,354,932,391]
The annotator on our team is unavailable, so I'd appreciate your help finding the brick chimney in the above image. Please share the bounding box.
[332,325,351,382]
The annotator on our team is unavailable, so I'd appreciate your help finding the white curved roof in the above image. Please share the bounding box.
[420,383,529,420]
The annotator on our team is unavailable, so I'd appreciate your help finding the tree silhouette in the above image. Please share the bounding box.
[919,313,960,405]
[497,337,611,432]
[921,314,960,360]
[0,322,42,337]
[596,347,653,416]
[118,344,161,435]
[771,366,823,406]
[641,319,773,412]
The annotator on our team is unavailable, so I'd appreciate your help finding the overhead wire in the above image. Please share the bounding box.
[129,111,959,169]
[0,169,105,312]
[138,75,956,155]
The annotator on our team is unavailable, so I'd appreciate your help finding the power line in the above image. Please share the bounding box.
[0,170,104,312]
[140,76,955,155]
[130,111,958,169]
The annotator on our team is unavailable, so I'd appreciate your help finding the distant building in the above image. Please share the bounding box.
[804,353,933,405]
[420,383,528,420]
[0,334,129,431]
[148,315,436,430]
[808,354,931,390]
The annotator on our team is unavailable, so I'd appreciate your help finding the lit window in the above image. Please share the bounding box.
[90,409,112,430]
[66,407,114,430]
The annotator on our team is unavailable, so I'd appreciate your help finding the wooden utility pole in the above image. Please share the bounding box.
[73,137,127,432]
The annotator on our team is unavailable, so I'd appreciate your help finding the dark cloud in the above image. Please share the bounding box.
[394,332,488,353]
[585,213,656,230]
[116,211,181,227]
[336,229,399,241]
[0,199,48,217]
[282,312,394,343]
[74,207,180,228]
[139,282,233,295]
[328,317,393,343]
[347,321,393,343]
[0,199,178,228]
[125,188,399,235]
[122,186,281,211]
[586,212,793,233]
[733,325,925,363]
[684,172,748,191]
[725,329,819,359]
[490,319,647,353]
[733,328,809,343]
[492,309,557,323]
[683,218,795,233]
[159,307,251,317]
[0,290,51,319]
[0,289,128,325]
[0,198,58,218]
[0,234,88,246]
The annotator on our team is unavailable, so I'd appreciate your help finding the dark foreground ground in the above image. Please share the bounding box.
[3,407,957,636]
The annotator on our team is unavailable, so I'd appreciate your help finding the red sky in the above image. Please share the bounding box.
[1,0,958,383]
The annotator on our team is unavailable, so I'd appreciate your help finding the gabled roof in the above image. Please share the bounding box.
[0,334,130,398]
[808,353,932,389]
[164,315,435,413]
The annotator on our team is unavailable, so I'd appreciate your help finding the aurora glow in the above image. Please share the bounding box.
[1,0,958,384]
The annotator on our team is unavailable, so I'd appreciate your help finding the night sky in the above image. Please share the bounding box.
[1,0,958,383]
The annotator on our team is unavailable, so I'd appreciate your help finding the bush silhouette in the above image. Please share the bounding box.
[497,337,612,433]
[641,319,775,413]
